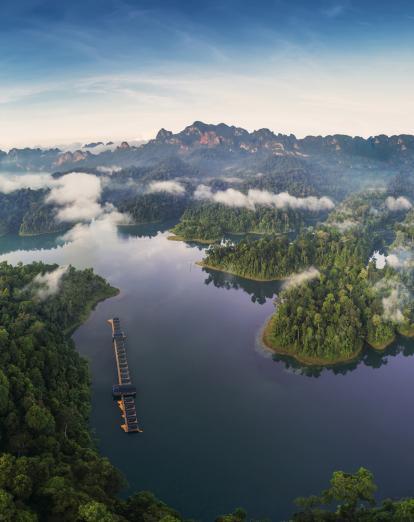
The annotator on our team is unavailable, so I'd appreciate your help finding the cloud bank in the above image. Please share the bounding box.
[381,282,410,323]
[194,185,334,211]
[0,170,129,224]
[284,267,320,289]
[371,248,414,270]
[329,219,358,232]
[46,172,104,222]
[370,251,387,269]
[385,196,412,212]
[32,266,68,300]
[96,165,122,174]
[383,289,404,323]
[45,172,130,225]
[147,180,186,195]
[0,173,54,194]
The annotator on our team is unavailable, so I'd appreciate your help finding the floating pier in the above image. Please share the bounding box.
[107,317,142,433]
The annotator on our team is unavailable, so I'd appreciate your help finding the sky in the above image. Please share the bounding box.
[1,0,414,148]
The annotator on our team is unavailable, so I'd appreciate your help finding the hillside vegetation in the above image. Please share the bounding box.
[0,262,181,521]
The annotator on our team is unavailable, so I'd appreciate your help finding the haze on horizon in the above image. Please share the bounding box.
[1,0,414,148]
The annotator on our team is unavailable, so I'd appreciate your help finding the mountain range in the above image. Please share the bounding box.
[2,121,414,173]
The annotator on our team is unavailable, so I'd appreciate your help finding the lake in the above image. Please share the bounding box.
[1,223,414,521]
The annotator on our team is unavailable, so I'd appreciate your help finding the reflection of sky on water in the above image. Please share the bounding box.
[3,221,414,520]
[2,221,414,376]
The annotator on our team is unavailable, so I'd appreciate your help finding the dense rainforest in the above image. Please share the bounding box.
[0,190,65,236]
[170,203,311,242]
[203,205,414,363]
[262,261,397,364]
[393,208,414,248]
[292,467,414,521]
[202,228,374,281]
[1,256,413,522]
[117,192,189,225]
[0,190,67,237]
[0,262,182,521]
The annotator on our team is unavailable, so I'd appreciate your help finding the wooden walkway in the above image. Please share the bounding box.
[108,317,142,433]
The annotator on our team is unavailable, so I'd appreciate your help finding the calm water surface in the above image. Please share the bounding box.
[1,224,414,521]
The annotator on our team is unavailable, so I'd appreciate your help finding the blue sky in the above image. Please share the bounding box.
[1,0,414,147]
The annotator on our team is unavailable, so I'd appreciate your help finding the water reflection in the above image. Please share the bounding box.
[273,339,414,377]
[0,232,63,255]
[0,221,177,260]
[178,231,297,252]
[2,221,414,520]
[202,266,282,305]
[117,220,176,239]
[200,265,414,376]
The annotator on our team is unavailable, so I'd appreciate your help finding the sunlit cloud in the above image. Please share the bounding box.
[0,173,54,193]
[194,185,334,211]
[31,265,69,300]
[148,180,186,195]
[45,172,130,223]
[385,196,412,212]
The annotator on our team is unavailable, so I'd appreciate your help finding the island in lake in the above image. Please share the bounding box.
[200,192,414,365]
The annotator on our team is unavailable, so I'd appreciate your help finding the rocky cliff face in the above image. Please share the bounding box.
[149,121,414,160]
[54,150,91,167]
[2,122,414,172]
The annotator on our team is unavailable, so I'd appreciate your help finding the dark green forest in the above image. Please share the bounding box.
[263,262,397,364]
[0,190,66,236]
[170,203,309,241]
[0,262,181,521]
[292,467,414,521]
[0,255,413,522]
[117,192,189,224]
[202,228,373,281]
[203,215,414,363]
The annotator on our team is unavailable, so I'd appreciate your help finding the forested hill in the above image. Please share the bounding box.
[170,203,311,242]
[0,262,181,521]
[202,203,414,365]
[202,228,374,281]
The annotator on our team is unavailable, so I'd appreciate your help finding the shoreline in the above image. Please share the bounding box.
[168,234,215,244]
[167,229,292,245]
[262,315,414,367]
[397,324,414,338]
[261,314,363,367]
[366,335,396,351]
[196,261,286,282]
[65,285,120,336]
[18,228,67,237]
[118,220,174,227]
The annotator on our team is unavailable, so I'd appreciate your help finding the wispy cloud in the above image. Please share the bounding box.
[46,172,103,222]
[385,196,412,212]
[321,3,347,18]
[194,185,334,211]
[1,0,414,147]
[31,265,69,301]
[45,172,130,224]
[283,267,321,289]
[148,181,186,195]
[0,173,54,193]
